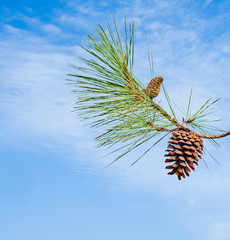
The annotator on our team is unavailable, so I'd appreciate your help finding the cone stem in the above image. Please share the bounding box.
[175,125,230,139]
[191,130,230,139]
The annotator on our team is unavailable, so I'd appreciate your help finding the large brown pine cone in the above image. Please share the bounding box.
[165,129,204,180]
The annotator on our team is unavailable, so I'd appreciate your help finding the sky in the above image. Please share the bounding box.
[1,0,230,239]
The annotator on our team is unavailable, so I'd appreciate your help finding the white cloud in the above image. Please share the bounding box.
[2,24,28,36]
[15,13,41,26]
[42,24,62,34]
[0,26,92,153]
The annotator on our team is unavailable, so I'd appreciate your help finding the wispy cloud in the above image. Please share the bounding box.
[0,25,89,149]
[41,24,62,34]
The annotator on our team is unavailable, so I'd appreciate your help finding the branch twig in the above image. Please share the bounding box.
[192,130,230,139]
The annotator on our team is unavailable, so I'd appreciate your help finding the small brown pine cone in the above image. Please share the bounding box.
[144,76,163,99]
[164,129,204,180]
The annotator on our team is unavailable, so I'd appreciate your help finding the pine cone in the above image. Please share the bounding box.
[164,129,204,180]
[144,76,163,99]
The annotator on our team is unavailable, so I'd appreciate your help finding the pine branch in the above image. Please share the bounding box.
[68,16,230,176]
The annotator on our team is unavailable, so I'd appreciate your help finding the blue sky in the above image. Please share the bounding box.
[1,0,230,239]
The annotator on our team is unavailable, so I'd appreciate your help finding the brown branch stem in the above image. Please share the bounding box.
[191,130,230,139]
[173,124,230,139]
